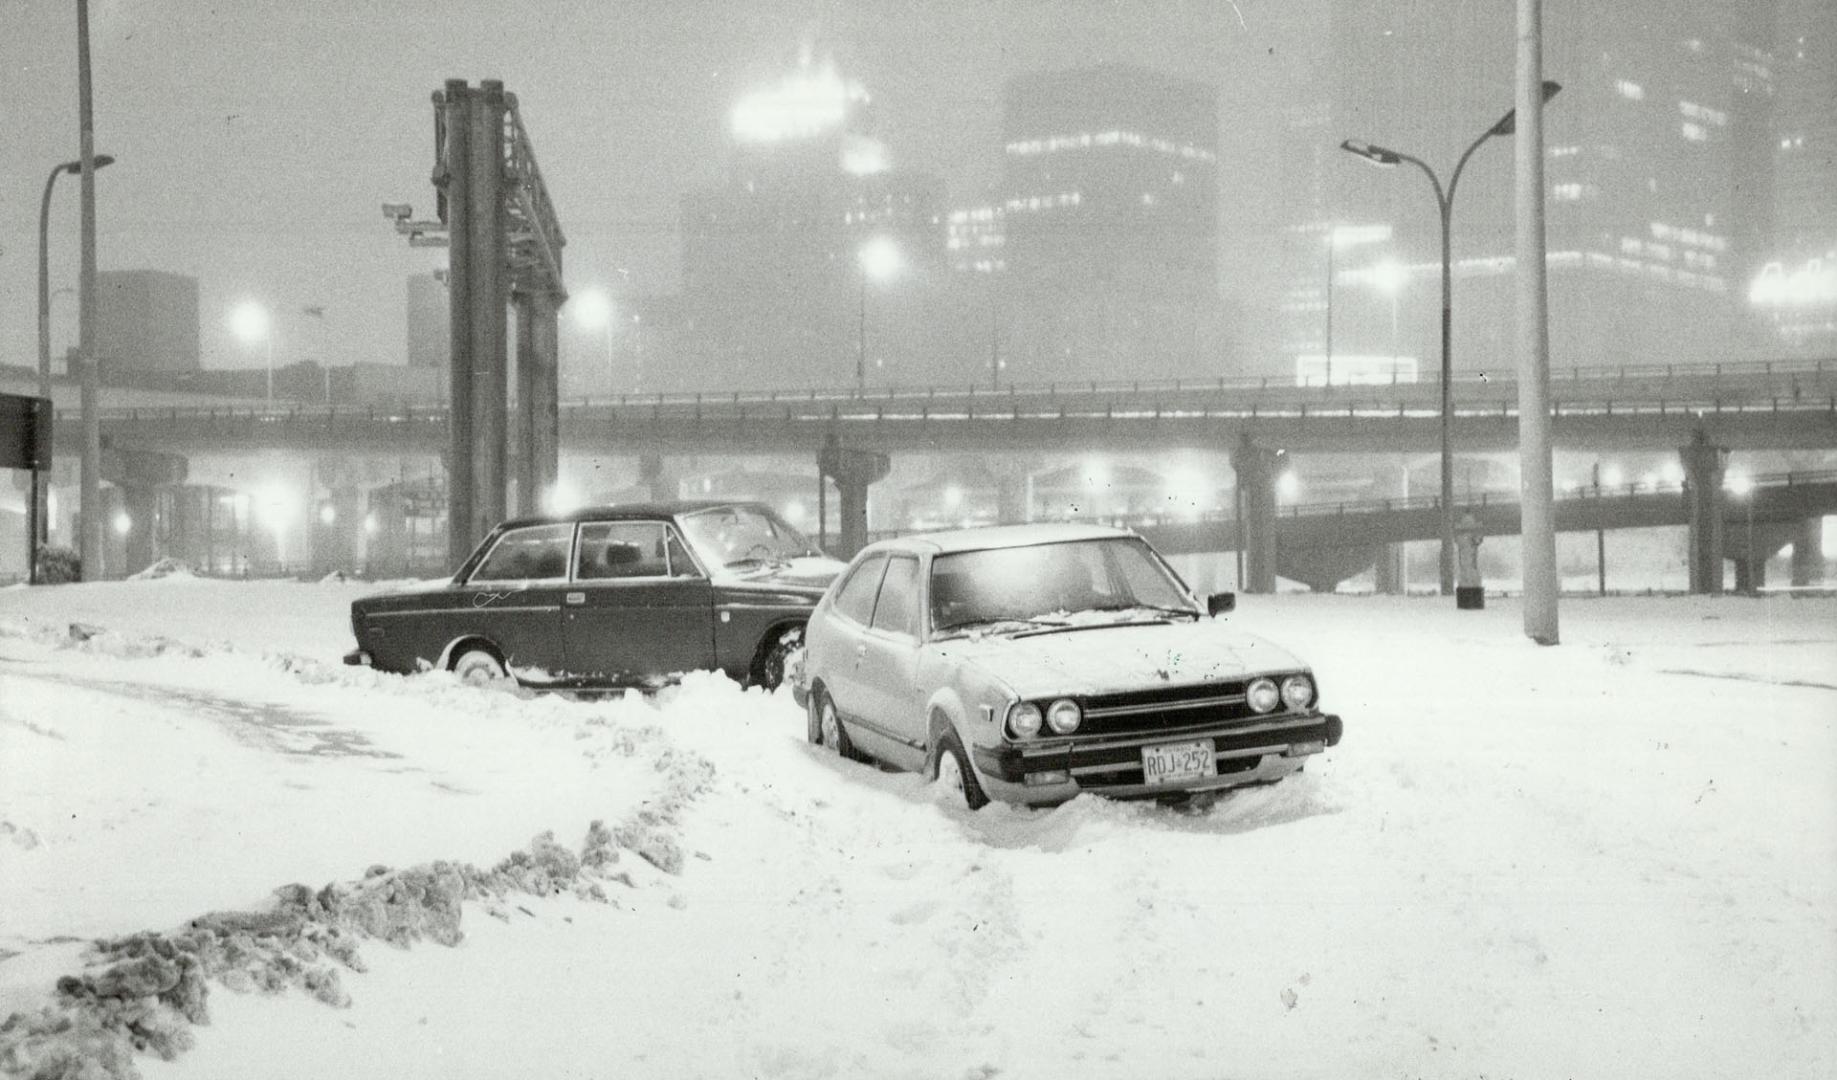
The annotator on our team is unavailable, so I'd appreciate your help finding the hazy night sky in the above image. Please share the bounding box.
[2,0,1304,375]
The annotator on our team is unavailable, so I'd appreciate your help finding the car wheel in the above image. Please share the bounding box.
[809,689,862,762]
[932,730,989,811]
[452,647,508,687]
[755,626,802,690]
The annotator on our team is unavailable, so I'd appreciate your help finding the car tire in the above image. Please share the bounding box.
[809,688,863,762]
[452,646,508,686]
[754,626,802,690]
[932,730,989,811]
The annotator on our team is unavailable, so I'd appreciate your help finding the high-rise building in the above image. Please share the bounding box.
[406,272,449,368]
[997,63,1223,383]
[1750,0,1837,352]
[1281,0,1746,376]
[679,58,948,390]
[95,270,199,374]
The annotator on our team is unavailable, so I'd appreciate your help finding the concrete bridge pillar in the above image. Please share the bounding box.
[310,488,364,578]
[1678,433,1728,596]
[365,487,411,578]
[1231,437,1283,594]
[819,438,891,559]
[99,447,188,579]
[1372,463,1409,595]
[1790,517,1824,588]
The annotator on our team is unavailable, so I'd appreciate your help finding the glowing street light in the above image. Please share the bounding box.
[856,236,902,390]
[1342,79,1563,597]
[230,301,275,411]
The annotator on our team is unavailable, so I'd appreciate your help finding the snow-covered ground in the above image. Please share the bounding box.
[1,579,1833,1079]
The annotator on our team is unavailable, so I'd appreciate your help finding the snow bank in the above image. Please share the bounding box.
[2,585,1832,1079]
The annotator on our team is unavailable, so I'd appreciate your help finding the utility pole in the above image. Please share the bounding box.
[1516,0,1559,644]
[76,0,102,581]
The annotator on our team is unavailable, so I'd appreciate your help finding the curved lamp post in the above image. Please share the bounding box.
[1340,79,1560,596]
[38,154,115,400]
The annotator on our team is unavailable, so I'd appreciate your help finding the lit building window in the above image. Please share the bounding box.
[1553,183,1583,201]
[1680,101,1727,125]
[1615,79,1645,101]
[1681,121,1708,142]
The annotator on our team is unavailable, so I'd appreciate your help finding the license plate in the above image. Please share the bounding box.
[1141,739,1218,786]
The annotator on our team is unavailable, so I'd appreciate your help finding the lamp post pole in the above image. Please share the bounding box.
[856,269,867,392]
[40,156,116,400]
[1340,79,1560,598]
[76,0,104,581]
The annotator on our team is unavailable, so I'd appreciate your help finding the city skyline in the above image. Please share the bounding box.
[4,1,1828,385]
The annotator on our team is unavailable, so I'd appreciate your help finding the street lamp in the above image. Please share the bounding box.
[38,154,116,400]
[857,236,901,391]
[230,301,275,410]
[1341,79,1561,596]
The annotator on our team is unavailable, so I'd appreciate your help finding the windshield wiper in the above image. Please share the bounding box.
[932,615,1067,639]
[1089,603,1200,621]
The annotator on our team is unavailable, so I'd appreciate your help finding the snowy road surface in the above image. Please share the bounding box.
[2,580,1833,1078]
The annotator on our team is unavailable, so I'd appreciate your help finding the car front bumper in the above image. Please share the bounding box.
[971,712,1343,803]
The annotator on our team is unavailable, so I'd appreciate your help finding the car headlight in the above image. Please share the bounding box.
[1246,677,1280,713]
[1008,702,1043,739]
[1281,674,1315,711]
[1046,698,1082,735]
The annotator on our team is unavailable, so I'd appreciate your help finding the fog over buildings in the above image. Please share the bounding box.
[2,0,1832,397]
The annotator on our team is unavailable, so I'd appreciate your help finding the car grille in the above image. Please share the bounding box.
[1075,681,1257,737]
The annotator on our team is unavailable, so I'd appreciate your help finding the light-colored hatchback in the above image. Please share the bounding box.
[793,523,1343,808]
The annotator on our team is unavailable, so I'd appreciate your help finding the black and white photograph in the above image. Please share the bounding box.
[1,0,1833,1076]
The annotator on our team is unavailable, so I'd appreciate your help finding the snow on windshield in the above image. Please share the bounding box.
[678,505,820,570]
[931,537,1193,633]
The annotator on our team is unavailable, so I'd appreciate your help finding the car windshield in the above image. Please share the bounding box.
[679,505,823,570]
[929,537,1196,638]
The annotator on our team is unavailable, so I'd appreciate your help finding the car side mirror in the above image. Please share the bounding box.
[1206,592,1236,616]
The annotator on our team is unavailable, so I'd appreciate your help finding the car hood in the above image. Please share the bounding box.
[938,619,1306,699]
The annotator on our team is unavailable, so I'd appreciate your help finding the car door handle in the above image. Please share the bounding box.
[565,592,585,605]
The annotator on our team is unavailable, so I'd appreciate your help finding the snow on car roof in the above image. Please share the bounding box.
[867,522,1135,556]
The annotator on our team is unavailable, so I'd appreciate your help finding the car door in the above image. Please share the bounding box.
[453,522,575,675]
[850,554,928,772]
[562,520,715,685]
[818,552,887,736]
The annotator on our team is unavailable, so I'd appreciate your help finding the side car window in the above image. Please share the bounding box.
[471,524,574,583]
[870,556,921,639]
[833,554,888,626]
[577,522,671,580]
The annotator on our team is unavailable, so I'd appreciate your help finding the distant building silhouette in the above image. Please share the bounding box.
[679,58,947,390]
[995,63,1225,383]
[96,270,199,374]
[1280,0,1771,375]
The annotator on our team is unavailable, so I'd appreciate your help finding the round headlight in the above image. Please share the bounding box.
[1008,702,1043,738]
[1281,675,1315,711]
[1046,698,1082,735]
[1246,677,1280,713]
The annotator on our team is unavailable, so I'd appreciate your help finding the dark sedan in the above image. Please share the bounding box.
[344,500,845,690]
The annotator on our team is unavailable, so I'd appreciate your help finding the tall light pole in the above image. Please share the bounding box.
[857,236,901,391]
[1515,0,1559,645]
[38,155,115,401]
[76,0,104,581]
[1341,78,1561,597]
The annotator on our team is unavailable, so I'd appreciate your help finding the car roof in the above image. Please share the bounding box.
[493,500,772,531]
[863,522,1135,557]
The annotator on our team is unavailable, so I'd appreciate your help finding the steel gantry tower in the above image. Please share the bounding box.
[387,78,568,566]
